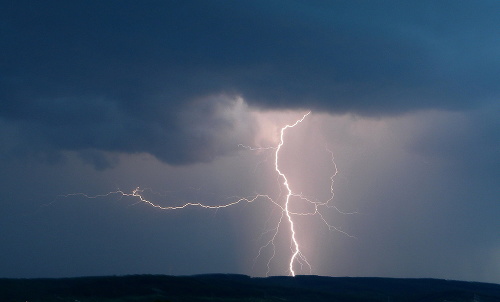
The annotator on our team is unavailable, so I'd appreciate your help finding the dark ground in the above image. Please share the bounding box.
[1,274,499,302]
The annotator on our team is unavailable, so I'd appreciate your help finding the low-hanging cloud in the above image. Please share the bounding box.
[1,1,498,167]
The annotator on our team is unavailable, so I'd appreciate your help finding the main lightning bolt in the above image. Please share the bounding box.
[275,111,310,276]
[56,111,353,276]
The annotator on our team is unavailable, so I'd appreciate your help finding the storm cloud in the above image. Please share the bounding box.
[1,1,498,167]
[0,2,498,282]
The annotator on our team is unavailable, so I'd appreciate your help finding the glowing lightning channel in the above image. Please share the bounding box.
[248,111,355,276]
[56,111,353,277]
[274,111,311,276]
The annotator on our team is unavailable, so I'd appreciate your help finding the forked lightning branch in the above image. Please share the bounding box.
[60,111,353,276]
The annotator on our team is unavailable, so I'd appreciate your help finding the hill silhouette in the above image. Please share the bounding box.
[1,274,499,302]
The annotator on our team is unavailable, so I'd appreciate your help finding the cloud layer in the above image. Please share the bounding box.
[1,1,498,167]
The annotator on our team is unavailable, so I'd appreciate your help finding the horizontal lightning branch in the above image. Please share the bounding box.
[57,111,354,277]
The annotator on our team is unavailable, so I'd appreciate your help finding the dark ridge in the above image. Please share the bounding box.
[1,274,499,302]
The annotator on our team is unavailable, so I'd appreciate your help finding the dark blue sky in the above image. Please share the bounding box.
[0,1,498,282]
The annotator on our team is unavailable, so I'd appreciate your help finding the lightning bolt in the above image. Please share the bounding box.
[56,111,353,277]
[275,111,311,276]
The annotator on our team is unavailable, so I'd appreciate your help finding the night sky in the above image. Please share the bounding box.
[0,1,498,283]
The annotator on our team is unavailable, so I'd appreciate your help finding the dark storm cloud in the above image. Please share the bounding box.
[1,0,498,166]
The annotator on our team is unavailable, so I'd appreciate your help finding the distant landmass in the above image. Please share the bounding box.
[1,274,499,302]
